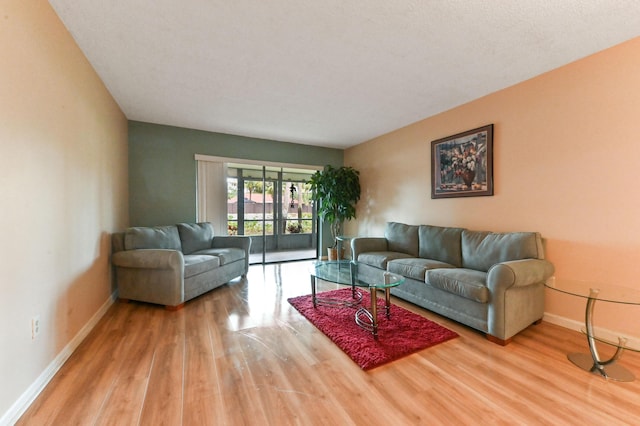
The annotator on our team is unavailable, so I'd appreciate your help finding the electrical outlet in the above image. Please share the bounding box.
[32,315,40,340]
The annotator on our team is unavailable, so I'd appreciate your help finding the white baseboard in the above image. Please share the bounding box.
[542,312,583,332]
[0,292,117,426]
[543,312,640,342]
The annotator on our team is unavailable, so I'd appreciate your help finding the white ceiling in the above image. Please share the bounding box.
[49,1,640,149]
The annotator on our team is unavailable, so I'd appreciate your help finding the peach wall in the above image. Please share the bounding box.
[0,1,128,421]
[345,37,640,338]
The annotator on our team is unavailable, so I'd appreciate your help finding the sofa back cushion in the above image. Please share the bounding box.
[177,222,214,254]
[461,230,544,272]
[385,222,419,256]
[418,225,464,267]
[124,225,182,251]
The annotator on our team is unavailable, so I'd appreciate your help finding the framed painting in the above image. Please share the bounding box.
[431,124,494,199]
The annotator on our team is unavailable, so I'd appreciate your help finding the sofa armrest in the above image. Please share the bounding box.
[112,249,184,270]
[212,235,252,275]
[351,237,388,260]
[111,249,185,307]
[486,258,554,341]
[487,259,555,292]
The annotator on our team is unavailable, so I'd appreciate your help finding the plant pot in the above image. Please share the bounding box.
[327,247,345,261]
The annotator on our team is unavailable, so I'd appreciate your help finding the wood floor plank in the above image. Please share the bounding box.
[182,295,225,425]
[207,293,271,424]
[94,305,166,426]
[17,261,640,425]
[137,309,186,425]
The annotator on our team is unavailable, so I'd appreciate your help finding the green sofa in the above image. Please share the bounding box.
[111,222,251,310]
[351,222,555,344]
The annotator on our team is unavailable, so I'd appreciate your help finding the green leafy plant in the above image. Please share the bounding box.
[309,165,361,248]
[286,222,303,233]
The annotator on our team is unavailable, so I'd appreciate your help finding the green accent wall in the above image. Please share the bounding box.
[128,121,344,226]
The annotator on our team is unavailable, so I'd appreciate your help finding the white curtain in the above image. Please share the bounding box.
[196,160,228,236]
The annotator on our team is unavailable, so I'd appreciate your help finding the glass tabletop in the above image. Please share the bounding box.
[545,277,640,305]
[311,260,404,288]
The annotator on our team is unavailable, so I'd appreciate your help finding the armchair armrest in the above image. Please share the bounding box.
[351,237,388,261]
[487,259,555,292]
[112,249,184,270]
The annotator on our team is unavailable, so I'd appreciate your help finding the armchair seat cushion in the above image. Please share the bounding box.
[183,255,220,278]
[426,268,489,303]
[387,258,456,281]
[358,251,413,270]
[193,247,246,265]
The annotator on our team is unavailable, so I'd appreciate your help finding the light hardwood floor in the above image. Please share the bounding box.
[18,261,640,425]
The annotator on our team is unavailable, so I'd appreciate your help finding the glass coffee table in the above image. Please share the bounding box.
[546,278,640,381]
[310,260,405,338]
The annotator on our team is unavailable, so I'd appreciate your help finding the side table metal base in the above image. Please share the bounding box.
[568,352,635,382]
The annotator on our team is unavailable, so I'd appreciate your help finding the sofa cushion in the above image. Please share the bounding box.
[426,268,489,303]
[462,230,544,272]
[357,251,413,270]
[192,247,246,265]
[183,255,220,278]
[418,225,464,267]
[177,222,214,254]
[385,222,419,256]
[387,258,457,282]
[124,226,181,251]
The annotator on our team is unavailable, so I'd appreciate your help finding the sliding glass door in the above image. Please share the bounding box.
[226,163,317,263]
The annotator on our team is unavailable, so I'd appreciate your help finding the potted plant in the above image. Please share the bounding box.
[286,222,303,233]
[309,165,361,260]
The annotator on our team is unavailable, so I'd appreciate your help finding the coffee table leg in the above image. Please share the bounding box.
[384,288,391,318]
[383,272,392,318]
[311,275,317,308]
[350,262,357,299]
[370,287,378,338]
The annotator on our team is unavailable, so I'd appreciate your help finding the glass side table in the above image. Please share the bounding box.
[545,278,640,381]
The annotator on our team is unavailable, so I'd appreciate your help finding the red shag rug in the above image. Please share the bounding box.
[288,288,458,370]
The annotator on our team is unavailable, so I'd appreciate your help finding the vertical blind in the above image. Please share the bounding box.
[196,160,228,236]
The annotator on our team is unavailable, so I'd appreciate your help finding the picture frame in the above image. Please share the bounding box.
[431,124,494,199]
